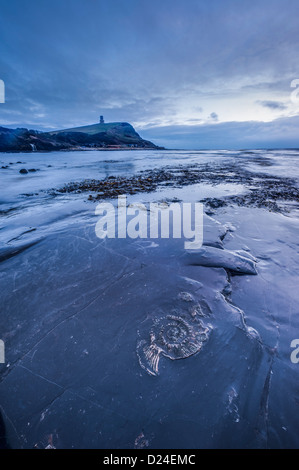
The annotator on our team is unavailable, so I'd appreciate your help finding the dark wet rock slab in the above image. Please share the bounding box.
[1,210,295,448]
[184,246,257,275]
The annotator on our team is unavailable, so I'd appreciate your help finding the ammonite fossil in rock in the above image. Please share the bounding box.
[137,314,211,376]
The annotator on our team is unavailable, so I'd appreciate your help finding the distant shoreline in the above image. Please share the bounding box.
[0,146,167,154]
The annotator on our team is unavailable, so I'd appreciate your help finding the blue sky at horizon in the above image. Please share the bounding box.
[0,0,299,149]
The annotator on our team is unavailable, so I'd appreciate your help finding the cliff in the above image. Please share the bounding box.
[0,122,162,152]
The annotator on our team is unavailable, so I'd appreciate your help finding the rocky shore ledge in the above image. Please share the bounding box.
[55,159,299,213]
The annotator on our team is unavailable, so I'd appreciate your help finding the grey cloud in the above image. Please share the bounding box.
[141,115,299,149]
[257,100,288,110]
[209,112,219,121]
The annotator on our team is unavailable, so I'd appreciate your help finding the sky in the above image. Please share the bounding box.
[0,0,299,149]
